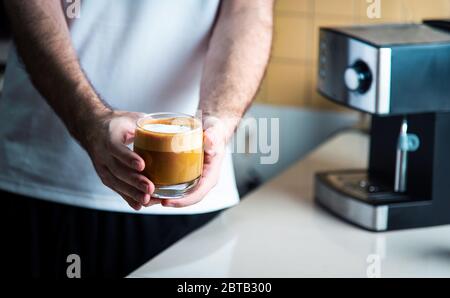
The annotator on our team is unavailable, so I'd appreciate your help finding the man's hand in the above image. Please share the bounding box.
[162,0,273,208]
[163,0,274,207]
[6,0,272,210]
[161,119,227,208]
[5,1,160,211]
[82,111,160,211]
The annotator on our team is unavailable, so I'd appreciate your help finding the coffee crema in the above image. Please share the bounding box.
[134,116,203,187]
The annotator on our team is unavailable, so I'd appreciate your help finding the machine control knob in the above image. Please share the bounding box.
[344,60,372,94]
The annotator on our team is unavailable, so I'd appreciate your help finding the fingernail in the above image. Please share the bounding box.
[140,183,149,193]
[132,160,141,171]
[140,194,150,204]
[162,201,174,207]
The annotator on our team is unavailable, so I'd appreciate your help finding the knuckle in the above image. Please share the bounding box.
[107,141,121,158]
[132,174,146,186]
[108,159,119,173]
[132,189,143,200]
[132,180,142,190]
[100,177,108,187]
[122,184,139,199]
[102,138,113,153]
[107,177,118,190]
[98,172,110,186]
[119,193,133,204]
[125,154,136,166]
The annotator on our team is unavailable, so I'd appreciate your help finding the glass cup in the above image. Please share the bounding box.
[134,112,203,199]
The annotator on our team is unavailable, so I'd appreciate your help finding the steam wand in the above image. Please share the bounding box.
[394,117,420,193]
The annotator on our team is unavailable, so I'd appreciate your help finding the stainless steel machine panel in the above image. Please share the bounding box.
[318,30,391,114]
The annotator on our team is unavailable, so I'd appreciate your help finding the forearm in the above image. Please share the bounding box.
[199,0,273,140]
[4,0,110,146]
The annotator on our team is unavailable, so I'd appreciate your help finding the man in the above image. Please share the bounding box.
[0,0,273,277]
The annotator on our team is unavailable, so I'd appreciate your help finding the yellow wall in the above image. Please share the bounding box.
[256,0,450,110]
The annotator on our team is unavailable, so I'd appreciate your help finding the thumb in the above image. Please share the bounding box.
[123,130,136,145]
[204,128,216,157]
[204,126,226,157]
[108,112,145,146]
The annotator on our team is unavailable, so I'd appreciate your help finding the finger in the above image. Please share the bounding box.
[109,141,145,171]
[204,127,218,154]
[117,191,142,211]
[203,130,216,157]
[161,146,224,208]
[122,130,137,146]
[109,158,154,194]
[109,112,147,146]
[161,177,211,208]
[105,167,151,204]
[143,198,163,207]
[204,127,225,157]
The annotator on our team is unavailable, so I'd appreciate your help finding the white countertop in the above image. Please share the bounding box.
[129,131,450,278]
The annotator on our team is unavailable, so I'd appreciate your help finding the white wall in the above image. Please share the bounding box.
[232,103,359,196]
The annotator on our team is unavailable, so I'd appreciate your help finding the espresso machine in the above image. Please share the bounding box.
[314,22,450,231]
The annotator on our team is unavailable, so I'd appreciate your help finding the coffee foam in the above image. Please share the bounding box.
[142,123,191,134]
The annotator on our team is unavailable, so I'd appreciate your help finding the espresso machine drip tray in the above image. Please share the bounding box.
[314,170,412,231]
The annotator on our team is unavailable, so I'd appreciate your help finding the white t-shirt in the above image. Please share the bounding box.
[0,0,239,214]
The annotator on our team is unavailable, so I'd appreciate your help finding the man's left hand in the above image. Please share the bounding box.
[158,119,227,208]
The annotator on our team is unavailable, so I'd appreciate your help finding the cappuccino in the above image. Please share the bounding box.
[134,113,203,199]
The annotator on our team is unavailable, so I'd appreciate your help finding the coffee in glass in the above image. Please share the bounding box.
[134,113,203,199]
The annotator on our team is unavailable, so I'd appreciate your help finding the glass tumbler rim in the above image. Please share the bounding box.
[136,112,202,134]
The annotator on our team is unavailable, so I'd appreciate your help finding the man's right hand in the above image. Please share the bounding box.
[4,1,161,211]
[81,111,160,210]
